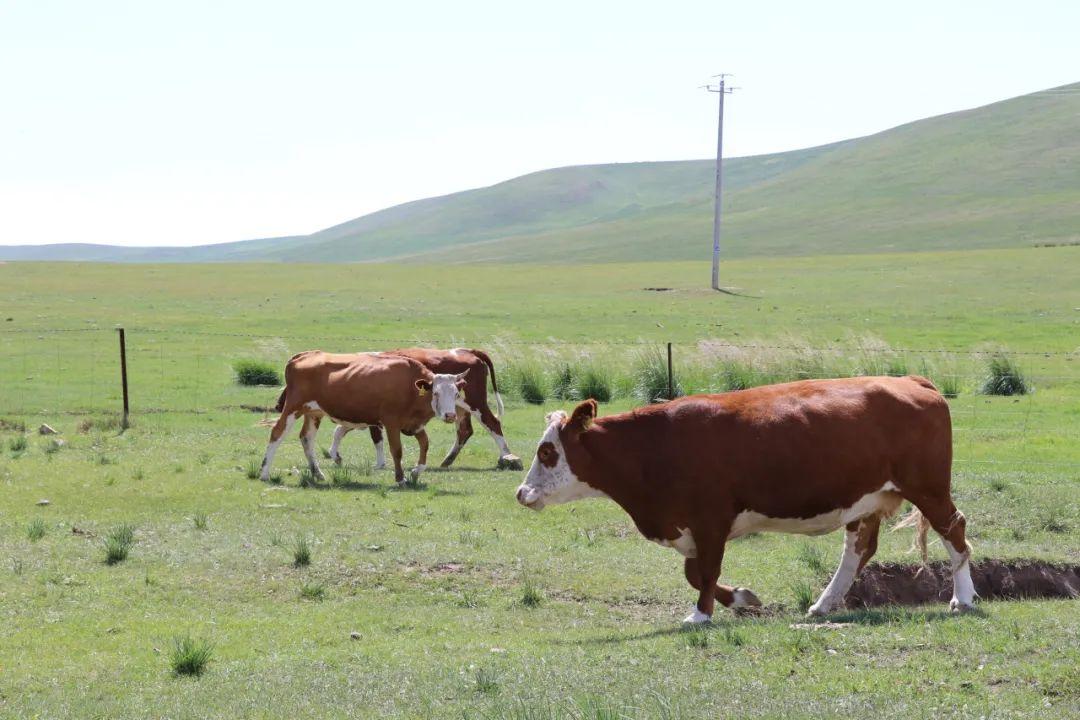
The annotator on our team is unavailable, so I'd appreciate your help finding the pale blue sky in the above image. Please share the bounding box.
[1,0,1077,247]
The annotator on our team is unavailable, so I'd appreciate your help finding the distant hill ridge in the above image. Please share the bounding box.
[3,81,1078,263]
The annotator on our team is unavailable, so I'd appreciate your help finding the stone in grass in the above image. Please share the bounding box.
[349,631,362,640]
[37,499,51,506]
[38,424,58,435]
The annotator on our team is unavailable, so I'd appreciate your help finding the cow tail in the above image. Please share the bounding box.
[470,349,504,418]
[274,387,287,413]
[893,507,931,568]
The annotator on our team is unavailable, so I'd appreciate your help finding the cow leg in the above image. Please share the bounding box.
[683,557,760,622]
[476,405,513,460]
[808,515,881,616]
[410,429,429,482]
[440,412,473,468]
[370,426,387,470]
[329,425,352,466]
[299,416,326,483]
[385,426,406,485]
[681,539,732,624]
[260,410,298,481]
[912,497,976,612]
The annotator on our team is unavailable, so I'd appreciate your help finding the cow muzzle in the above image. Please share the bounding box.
[442,413,456,423]
[516,485,543,510]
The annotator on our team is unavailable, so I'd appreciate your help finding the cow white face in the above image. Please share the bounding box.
[417,371,467,423]
[516,401,605,511]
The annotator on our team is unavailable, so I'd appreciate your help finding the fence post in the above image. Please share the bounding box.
[118,328,130,429]
[667,342,673,401]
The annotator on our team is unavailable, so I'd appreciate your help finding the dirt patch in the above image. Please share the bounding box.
[643,287,674,292]
[0,418,27,432]
[846,559,1079,609]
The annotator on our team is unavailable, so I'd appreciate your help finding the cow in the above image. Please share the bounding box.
[328,347,521,471]
[515,376,974,623]
[260,351,467,485]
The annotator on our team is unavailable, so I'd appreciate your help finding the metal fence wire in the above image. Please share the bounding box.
[0,327,1078,474]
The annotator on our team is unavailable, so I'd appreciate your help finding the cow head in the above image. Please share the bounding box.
[516,399,604,510]
[416,370,468,423]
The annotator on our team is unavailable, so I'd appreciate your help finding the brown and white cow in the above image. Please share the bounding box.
[261,351,466,485]
[328,347,520,470]
[515,376,974,623]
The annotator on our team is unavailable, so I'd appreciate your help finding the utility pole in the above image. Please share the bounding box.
[704,74,736,290]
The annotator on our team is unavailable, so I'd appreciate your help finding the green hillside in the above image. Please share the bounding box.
[2,82,1077,263]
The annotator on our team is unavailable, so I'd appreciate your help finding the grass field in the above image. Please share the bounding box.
[1,248,1078,718]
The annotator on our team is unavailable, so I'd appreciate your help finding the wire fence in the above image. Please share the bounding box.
[1,327,1078,475]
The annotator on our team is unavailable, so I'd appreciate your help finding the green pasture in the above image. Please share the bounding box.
[0,249,1078,718]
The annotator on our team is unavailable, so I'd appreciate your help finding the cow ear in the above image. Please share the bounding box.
[545,410,568,426]
[567,399,597,433]
[455,379,468,390]
[415,379,432,396]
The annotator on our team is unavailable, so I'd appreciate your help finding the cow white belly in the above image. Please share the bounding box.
[304,401,370,430]
[727,484,902,540]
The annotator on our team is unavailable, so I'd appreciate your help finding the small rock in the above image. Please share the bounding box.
[349,631,362,640]
[490,647,506,654]
[36,499,50,506]
[38,424,58,435]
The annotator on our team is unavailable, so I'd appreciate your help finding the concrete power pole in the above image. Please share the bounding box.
[705,75,736,290]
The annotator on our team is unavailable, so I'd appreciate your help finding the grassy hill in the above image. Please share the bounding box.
[2,82,1077,263]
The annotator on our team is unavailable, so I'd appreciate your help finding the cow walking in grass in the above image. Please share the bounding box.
[516,376,975,623]
[328,347,520,471]
[261,351,466,485]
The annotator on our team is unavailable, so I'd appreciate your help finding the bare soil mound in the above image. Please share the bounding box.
[846,559,1079,609]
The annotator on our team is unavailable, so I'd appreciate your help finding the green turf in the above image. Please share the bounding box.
[0,250,1077,718]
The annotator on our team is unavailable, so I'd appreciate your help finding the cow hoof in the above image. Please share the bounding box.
[682,609,712,625]
[949,599,975,614]
[374,462,387,471]
[497,454,523,471]
[332,456,342,466]
[806,599,835,617]
[733,587,761,608]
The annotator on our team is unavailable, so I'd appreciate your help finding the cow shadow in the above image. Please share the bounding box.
[560,604,985,646]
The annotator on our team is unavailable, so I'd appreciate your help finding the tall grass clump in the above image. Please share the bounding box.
[27,518,47,541]
[981,353,1029,396]
[104,524,135,565]
[192,512,208,530]
[8,435,28,453]
[574,362,613,403]
[632,346,681,404]
[550,363,576,401]
[232,359,281,387]
[169,634,214,677]
[520,575,543,608]
[292,535,312,567]
[791,581,815,614]
[937,374,961,399]
[299,582,326,601]
[509,360,547,405]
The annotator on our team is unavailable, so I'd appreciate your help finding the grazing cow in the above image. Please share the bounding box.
[328,347,520,470]
[261,351,466,485]
[515,376,974,623]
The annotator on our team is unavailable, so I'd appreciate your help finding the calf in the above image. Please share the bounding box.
[328,347,520,470]
[515,376,974,623]
[261,351,466,485]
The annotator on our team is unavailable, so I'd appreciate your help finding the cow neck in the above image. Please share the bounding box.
[573,419,654,518]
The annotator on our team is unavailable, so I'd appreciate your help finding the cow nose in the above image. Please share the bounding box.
[516,487,527,505]
[442,413,456,423]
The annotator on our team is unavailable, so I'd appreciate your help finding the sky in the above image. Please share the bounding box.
[1,1,1077,247]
